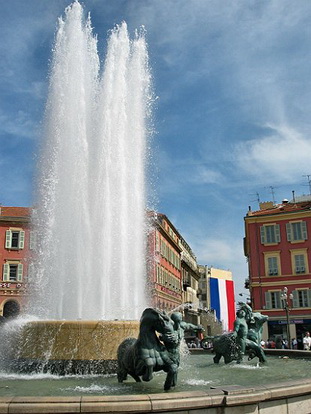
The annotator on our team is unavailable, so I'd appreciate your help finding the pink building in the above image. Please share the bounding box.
[244,198,311,347]
[0,206,32,318]
[147,211,183,312]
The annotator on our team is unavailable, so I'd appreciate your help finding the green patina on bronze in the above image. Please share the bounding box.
[117,308,202,391]
[211,302,268,364]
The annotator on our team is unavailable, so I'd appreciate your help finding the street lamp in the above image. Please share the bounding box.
[281,287,293,349]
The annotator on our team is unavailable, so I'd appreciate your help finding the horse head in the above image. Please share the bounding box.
[140,308,173,333]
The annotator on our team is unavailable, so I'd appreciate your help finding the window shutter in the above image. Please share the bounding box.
[27,262,34,282]
[17,264,23,282]
[265,291,272,309]
[275,224,280,242]
[5,230,11,249]
[302,221,308,240]
[292,290,299,308]
[275,292,282,309]
[3,264,10,281]
[29,231,37,250]
[286,223,292,241]
[307,290,311,308]
[260,226,265,244]
[19,231,25,249]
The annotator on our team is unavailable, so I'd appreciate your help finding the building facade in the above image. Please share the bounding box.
[179,236,201,325]
[0,206,31,318]
[147,211,183,312]
[244,198,311,347]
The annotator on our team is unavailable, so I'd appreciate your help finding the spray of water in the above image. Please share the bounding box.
[29,2,152,320]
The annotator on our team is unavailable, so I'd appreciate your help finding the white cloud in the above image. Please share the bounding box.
[0,110,38,140]
[235,124,311,183]
[189,166,223,185]
[192,235,248,296]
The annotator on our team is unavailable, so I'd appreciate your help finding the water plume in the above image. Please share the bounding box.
[29,2,151,321]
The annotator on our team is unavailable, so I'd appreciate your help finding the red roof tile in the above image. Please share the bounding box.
[249,201,311,217]
[0,206,31,217]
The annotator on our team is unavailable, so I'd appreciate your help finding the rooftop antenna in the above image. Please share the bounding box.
[249,192,260,205]
[302,174,311,195]
[266,186,276,204]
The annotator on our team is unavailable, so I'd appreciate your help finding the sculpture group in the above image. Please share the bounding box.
[211,302,268,364]
[117,308,202,391]
[117,303,268,391]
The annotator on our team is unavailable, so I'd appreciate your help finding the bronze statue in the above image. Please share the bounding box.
[117,308,179,391]
[211,303,268,364]
[160,311,203,368]
[117,308,202,391]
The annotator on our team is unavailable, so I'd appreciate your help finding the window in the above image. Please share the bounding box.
[265,291,281,309]
[268,257,278,275]
[292,290,311,308]
[260,224,280,244]
[3,262,23,282]
[294,254,306,274]
[264,252,281,276]
[290,249,309,275]
[155,233,160,252]
[29,231,37,250]
[286,221,308,242]
[5,229,25,250]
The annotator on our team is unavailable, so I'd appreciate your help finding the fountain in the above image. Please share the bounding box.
[0,2,311,413]
[2,0,152,374]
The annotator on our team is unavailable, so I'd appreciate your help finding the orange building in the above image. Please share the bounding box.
[244,197,311,347]
[147,211,182,312]
[0,206,32,318]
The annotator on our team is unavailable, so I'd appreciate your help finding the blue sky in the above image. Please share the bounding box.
[1,1,311,296]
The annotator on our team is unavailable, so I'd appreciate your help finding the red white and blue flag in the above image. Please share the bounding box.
[210,277,235,332]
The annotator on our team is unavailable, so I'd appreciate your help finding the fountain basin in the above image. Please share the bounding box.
[1,353,311,413]
[0,378,311,414]
[10,320,139,374]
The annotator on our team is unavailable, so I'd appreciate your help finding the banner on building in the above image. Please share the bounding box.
[210,277,235,332]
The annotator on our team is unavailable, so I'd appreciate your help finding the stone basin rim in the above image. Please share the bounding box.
[1,377,311,414]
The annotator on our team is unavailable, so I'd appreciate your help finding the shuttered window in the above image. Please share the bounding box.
[286,221,308,242]
[292,290,311,308]
[268,257,279,275]
[5,230,25,249]
[260,224,280,244]
[294,254,306,273]
[2,263,23,282]
[265,291,281,309]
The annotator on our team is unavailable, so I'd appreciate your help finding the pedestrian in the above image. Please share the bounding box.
[303,332,311,350]
[292,338,297,349]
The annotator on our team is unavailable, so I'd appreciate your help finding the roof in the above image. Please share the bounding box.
[0,206,31,218]
[247,201,311,217]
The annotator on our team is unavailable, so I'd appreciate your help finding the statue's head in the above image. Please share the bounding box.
[140,308,173,335]
[236,309,246,318]
[170,312,182,324]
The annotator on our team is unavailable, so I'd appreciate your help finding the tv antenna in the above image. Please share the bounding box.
[265,186,277,204]
[249,192,260,204]
[302,174,311,195]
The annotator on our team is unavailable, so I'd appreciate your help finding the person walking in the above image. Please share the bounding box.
[303,332,311,350]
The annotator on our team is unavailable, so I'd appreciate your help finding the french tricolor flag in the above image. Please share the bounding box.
[210,277,235,332]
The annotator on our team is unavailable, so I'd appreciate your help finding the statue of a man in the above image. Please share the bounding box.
[232,308,248,363]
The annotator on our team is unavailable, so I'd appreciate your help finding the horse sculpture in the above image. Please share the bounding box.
[117,308,180,391]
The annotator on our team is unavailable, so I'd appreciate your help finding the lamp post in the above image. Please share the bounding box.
[281,287,293,349]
